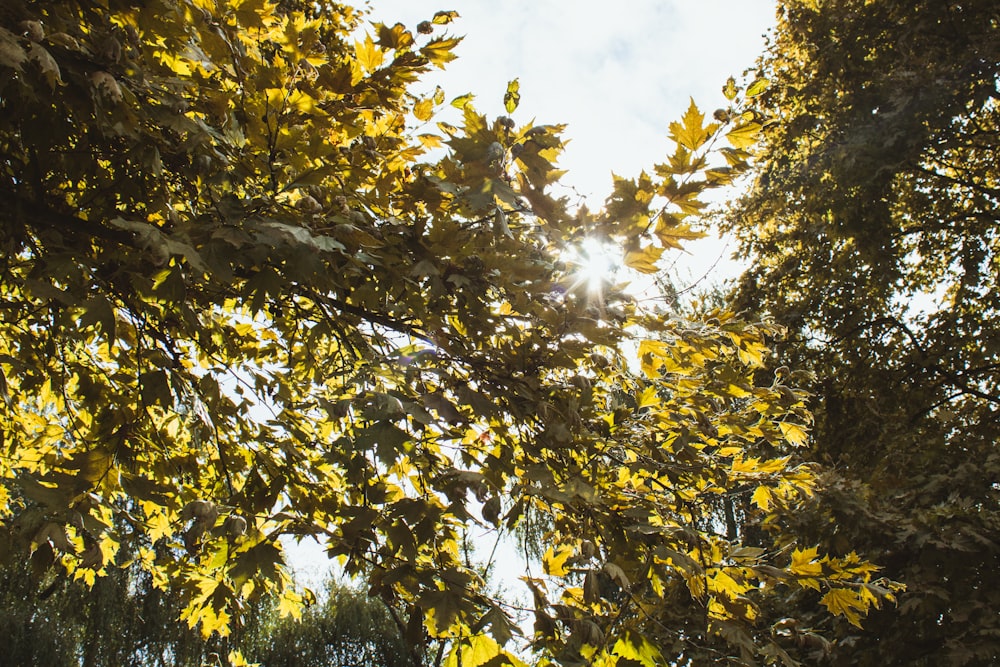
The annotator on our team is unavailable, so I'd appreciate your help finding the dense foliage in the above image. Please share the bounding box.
[0,0,889,664]
[244,577,417,667]
[0,554,412,667]
[726,0,1000,664]
[0,553,245,667]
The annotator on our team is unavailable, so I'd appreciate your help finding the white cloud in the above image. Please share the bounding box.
[368,1,775,205]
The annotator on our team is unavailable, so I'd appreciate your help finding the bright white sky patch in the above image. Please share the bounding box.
[368,1,775,205]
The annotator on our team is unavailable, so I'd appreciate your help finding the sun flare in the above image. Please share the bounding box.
[566,237,618,296]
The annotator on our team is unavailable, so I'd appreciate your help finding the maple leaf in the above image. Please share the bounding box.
[669,98,709,151]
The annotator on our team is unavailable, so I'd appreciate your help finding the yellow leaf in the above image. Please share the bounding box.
[277,587,304,620]
[156,50,192,76]
[504,78,521,114]
[638,339,671,377]
[190,603,231,639]
[726,122,762,150]
[354,34,384,74]
[413,98,434,121]
[778,421,809,447]
[649,571,665,598]
[285,89,319,114]
[146,512,174,544]
[790,546,823,577]
[450,92,474,109]
[227,650,256,667]
[821,588,867,628]
[443,634,522,667]
[612,630,662,667]
[735,339,768,367]
[449,314,467,336]
[543,545,573,576]
[636,386,660,410]
[751,485,773,511]
[726,383,751,398]
[654,220,704,250]
[669,98,709,151]
[421,36,461,69]
[723,76,738,101]
[432,10,460,25]
[418,133,443,149]
[746,77,770,97]
[732,455,789,475]
[624,245,664,274]
[711,569,748,599]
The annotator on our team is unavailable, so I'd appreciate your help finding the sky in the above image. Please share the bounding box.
[286,0,778,589]
[366,0,778,285]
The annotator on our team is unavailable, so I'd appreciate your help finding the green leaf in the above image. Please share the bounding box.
[355,422,413,466]
[78,296,117,341]
[139,370,172,407]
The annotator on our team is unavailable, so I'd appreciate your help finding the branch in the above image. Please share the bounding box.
[0,190,133,246]
[304,287,437,348]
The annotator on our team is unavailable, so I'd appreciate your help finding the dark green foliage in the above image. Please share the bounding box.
[726,0,1000,664]
[0,558,231,667]
[244,579,417,667]
[0,557,413,667]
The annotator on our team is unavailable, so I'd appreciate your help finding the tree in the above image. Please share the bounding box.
[0,0,886,664]
[0,550,411,667]
[243,576,418,667]
[725,0,1000,663]
[0,548,237,667]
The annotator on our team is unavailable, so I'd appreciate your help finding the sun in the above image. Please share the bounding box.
[566,237,618,296]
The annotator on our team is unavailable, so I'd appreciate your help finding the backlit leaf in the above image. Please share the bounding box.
[746,76,769,97]
[669,98,709,151]
[504,78,520,114]
[543,546,573,576]
[726,122,762,149]
[624,245,665,273]
[355,34,384,73]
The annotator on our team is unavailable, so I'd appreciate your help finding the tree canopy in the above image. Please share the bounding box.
[0,545,411,667]
[0,1,891,665]
[726,0,1000,663]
